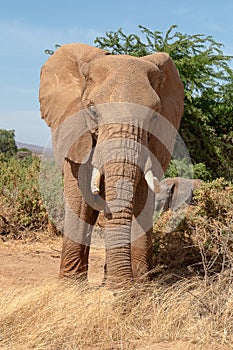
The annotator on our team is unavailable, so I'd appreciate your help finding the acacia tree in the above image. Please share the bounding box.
[95,25,233,180]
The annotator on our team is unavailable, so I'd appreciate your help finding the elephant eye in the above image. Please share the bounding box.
[147,132,152,143]
[87,103,98,119]
[86,103,99,136]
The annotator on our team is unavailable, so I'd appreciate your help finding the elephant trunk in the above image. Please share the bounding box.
[103,161,140,284]
[91,121,158,285]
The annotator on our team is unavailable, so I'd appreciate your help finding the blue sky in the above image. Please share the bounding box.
[0,0,232,146]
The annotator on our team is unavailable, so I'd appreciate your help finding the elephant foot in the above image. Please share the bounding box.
[99,271,151,291]
[59,269,88,281]
[59,269,90,291]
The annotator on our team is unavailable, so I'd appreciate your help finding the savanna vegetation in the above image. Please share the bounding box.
[0,25,232,350]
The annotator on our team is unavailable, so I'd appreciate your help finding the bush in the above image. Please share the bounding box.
[0,156,48,232]
[39,158,64,231]
[165,159,212,181]
[0,129,17,159]
[153,178,233,277]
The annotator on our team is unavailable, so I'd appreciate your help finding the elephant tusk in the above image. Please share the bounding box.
[91,167,101,194]
[145,170,160,193]
[153,176,160,194]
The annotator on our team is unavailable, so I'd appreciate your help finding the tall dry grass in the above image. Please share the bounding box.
[0,275,232,349]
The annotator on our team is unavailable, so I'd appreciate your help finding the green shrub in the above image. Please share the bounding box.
[165,159,212,181]
[0,156,48,230]
[0,129,17,159]
[39,158,64,231]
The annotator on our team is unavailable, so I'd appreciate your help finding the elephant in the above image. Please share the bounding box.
[154,177,203,213]
[39,43,184,286]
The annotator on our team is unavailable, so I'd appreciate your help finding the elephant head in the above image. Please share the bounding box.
[154,177,203,212]
[40,43,183,175]
[39,43,184,285]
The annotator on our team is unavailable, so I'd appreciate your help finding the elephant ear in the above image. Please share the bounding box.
[141,53,184,176]
[142,52,184,128]
[39,43,109,165]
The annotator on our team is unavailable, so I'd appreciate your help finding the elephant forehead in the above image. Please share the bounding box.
[83,55,162,110]
[89,54,160,78]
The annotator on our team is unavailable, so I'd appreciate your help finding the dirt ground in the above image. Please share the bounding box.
[0,237,231,350]
[0,236,106,288]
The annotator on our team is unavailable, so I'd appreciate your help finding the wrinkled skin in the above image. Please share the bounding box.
[154,177,202,213]
[39,43,184,286]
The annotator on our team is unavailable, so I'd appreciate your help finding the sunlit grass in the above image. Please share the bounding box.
[0,274,232,349]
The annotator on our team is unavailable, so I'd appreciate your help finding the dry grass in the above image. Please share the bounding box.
[0,275,232,350]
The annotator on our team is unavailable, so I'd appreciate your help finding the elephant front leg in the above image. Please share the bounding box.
[60,159,99,280]
[60,235,90,280]
[60,205,93,280]
[131,178,154,281]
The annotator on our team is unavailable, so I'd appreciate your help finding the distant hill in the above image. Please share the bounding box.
[16,141,53,156]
